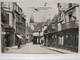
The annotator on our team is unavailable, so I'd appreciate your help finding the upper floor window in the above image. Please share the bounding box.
[69,3,72,8]
[13,4,17,10]
[2,2,10,9]
[51,24,56,29]
[58,23,61,31]
[5,14,9,24]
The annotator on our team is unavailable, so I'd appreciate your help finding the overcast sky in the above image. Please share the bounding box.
[17,2,58,23]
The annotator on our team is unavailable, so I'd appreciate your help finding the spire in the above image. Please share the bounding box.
[30,15,34,23]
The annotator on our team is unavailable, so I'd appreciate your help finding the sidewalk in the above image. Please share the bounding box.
[4,44,25,53]
[42,46,77,54]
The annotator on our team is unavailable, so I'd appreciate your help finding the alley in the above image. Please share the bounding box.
[5,43,61,54]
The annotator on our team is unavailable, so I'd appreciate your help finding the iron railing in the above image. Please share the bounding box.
[62,20,79,30]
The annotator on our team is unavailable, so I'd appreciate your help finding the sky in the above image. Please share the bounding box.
[17,2,58,23]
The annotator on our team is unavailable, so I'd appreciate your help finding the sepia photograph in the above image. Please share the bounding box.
[0,2,79,54]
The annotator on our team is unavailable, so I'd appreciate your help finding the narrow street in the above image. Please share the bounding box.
[5,43,61,54]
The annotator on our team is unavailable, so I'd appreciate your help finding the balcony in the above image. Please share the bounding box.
[62,20,79,30]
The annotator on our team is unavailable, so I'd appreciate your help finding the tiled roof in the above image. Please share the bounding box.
[26,26,32,34]
[43,19,51,26]
[32,23,38,28]
[33,22,44,32]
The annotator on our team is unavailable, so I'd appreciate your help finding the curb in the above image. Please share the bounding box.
[41,45,76,54]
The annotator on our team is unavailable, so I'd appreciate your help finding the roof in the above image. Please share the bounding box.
[43,19,51,26]
[26,26,32,34]
[33,22,44,32]
[31,23,39,28]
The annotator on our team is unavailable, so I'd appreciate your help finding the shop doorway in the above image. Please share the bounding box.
[5,34,10,47]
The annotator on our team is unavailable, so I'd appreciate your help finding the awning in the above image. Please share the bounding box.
[17,35,23,39]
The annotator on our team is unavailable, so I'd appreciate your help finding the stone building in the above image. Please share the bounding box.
[57,3,79,52]
[1,2,26,48]
[33,22,44,44]
[13,3,26,45]
[1,2,7,52]
[1,2,15,47]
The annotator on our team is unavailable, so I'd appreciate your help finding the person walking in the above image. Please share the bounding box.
[18,39,21,49]
[40,38,43,46]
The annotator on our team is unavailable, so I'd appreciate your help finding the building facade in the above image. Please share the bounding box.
[13,2,26,45]
[1,2,26,49]
[33,22,44,44]
[44,3,79,52]
[1,2,7,52]
[44,15,58,47]
[26,25,33,43]
[57,3,79,52]
[1,2,15,47]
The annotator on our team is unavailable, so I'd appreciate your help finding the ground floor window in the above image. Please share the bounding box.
[58,36,64,45]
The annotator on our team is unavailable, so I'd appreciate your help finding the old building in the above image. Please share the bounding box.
[1,2,7,52]
[44,3,79,52]
[13,3,26,45]
[26,25,33,43]
[26,22,39,43]
[21,13,26,44]
[57,3,79,52]
[1,2,15,47]
[44,15,58,47]
[33,22,44,44]
[1,2,26,48]
[42,19,51,46]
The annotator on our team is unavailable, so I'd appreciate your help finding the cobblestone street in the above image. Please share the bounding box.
[5,43,61,54]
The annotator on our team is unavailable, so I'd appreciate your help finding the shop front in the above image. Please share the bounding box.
[5,27,15,47]
[33,36,42,44]
[56,28,78,52]
[62,28,78,52]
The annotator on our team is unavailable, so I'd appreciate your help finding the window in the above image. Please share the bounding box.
[69,12,73,21]
[69,3,72,8]
[58,23,61,31]
[59,36,64,45]
[5,14,9,24]
[3,2,10,9]
[51,24,56,29]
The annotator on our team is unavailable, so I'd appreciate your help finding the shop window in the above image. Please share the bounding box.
[59,36,64,45]
[59,37,62,45]
[58,23,61,31]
